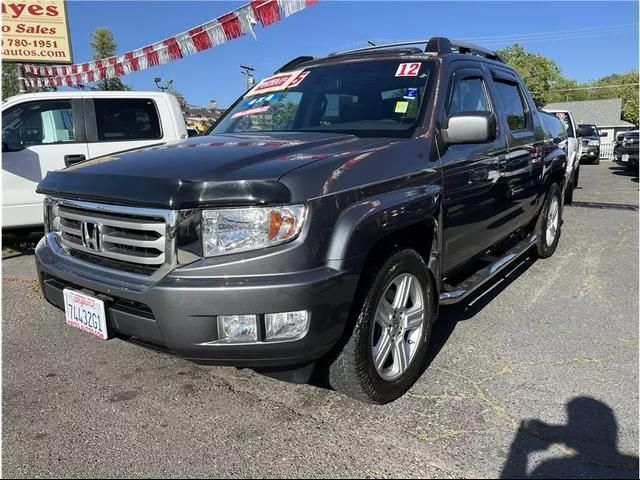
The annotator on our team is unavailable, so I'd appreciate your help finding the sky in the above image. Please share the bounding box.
[62,0,639,107]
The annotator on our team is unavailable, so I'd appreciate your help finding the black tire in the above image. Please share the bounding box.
[328,249,434,404]
[564,178,574,205]
[534,183,562,259]
[593,157,600,165]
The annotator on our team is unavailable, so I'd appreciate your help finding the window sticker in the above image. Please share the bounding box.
[288,71,309,88]
[395,63,421,77]
[395,101,409,114]
[231,105,270,119]
[250,69,305,94]
[404,87,418,100]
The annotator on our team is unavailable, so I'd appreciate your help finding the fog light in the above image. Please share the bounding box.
[265,310,310,341]
[217,315,258,343]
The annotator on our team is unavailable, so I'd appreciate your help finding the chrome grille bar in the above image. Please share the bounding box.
[51,202,171,271]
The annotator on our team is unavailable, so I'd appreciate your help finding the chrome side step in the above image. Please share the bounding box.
[439,234,538,305]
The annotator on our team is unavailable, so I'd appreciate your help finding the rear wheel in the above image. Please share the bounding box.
[328,249,434,404]
[535,183,562,258]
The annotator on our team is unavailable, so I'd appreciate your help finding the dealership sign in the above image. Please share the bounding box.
[2,0,73,64]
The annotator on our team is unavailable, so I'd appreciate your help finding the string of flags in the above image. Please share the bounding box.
[20,0,319,89]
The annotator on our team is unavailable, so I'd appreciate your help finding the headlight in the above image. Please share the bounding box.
[588,139,599,146]
[202,205,306,257]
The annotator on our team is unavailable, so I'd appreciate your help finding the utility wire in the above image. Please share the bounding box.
[461,23,638,43]
[550,83,639,92]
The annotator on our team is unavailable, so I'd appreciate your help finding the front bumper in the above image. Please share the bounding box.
[36,235,360,368]
[580,145,600,160]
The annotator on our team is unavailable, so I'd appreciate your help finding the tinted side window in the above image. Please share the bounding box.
[2,100,74,151]
[493,81,527,131]
[94,99,161,141]
[448,77,490,114]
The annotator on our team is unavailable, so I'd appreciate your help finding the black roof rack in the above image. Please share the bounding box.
[274,56,315,73]
[427,37,505,63]
[328,37,505,63]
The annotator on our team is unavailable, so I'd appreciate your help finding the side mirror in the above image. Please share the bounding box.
[442,111,497,145]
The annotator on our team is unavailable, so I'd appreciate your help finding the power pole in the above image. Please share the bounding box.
[240,65,255,90]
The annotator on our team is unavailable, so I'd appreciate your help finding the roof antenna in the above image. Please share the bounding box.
[367,40,376,46]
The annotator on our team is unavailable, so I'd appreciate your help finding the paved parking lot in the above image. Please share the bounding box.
[3,163,639,478]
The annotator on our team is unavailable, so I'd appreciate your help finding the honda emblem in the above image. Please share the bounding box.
[81,221,102,251]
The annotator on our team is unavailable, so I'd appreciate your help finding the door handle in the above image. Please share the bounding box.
[64,154,86,167]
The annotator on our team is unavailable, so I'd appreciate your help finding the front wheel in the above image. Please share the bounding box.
[534,183,562,258]
[328,249,434,404]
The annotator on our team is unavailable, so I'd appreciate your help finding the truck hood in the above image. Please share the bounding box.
[37,133,385,209]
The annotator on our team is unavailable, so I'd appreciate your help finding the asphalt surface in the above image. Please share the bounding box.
[3,162,639,478]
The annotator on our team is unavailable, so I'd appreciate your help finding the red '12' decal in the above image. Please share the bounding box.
[395,63,421,77]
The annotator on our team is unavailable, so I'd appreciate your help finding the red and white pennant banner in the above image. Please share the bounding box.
[22,0,319,88]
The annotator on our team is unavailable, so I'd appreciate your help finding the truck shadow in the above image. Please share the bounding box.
[609,164,639,183]
[1,229,43,259]
[426,254,536,367]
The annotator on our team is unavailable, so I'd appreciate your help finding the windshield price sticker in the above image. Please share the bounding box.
[288,71,309,88]
[231,105,270,119]
[251,69,306,94]
[395,63,421,77]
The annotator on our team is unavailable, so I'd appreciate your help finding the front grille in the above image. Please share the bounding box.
[53,204,168,273]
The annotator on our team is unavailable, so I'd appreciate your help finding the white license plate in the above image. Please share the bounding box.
[622,154,630,162]
[63,289,108,340]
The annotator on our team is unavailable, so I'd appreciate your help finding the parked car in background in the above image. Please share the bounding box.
[540,111,577,203]
[35,38,568,404]
[577,123,602,165]
[614,131,626,161]
[186,126,200,137]
[2,91,188,230]
[618,130,639,170]
[542,108,580,204]
[541,108,579,203]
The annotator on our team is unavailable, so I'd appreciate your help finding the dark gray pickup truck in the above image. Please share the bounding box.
[35,37,567,404]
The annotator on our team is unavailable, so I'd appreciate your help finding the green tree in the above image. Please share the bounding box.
[496,43,564,108]
[90,27,131,91]
[166,84,188,113]
[2,63,20,99]
[591,71,639,125]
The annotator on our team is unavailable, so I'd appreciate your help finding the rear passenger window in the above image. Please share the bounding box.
[448,77,489,114]
[493,81,528,131]
[94,99,161,141]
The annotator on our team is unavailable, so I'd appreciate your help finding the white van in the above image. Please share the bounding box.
[2,91,187,229]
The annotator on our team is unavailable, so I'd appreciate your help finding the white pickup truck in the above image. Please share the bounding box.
[541,108,580,204]
[2,91,187,229]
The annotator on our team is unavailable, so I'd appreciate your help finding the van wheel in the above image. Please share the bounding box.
[535,183,562,258]
[328,249,434,404]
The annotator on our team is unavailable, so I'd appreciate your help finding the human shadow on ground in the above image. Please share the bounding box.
[500,397,639,479]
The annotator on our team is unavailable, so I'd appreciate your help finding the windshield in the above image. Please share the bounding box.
[578,125,599,137]
[211,59,434,137]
